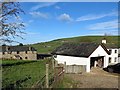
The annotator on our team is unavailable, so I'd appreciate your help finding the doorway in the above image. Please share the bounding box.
[90,56,104,68]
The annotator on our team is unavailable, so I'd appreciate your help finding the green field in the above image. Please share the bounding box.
[2,60,47,88]
[29,36,119,53]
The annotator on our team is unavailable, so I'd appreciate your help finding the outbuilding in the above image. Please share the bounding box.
[52,43,110,73]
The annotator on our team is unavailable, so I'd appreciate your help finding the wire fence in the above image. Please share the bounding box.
[32,58,64,88]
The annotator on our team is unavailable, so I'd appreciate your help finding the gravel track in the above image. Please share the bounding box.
[65,67,119,88]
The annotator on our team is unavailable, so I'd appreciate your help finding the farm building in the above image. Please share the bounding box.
[101,38,119,64]
[106,46,119,64]
[37,53,52,59]
[52,41,119,73]
[0,46,37,60]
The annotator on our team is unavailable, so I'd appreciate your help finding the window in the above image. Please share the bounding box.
[8,51,12,54]
[25,51,27,54]
[115,50,117,53]
[109,50,112,54]
[8,47,10,50]
[114,57,117,62]
[53,55,57,58]
[3,52,5,55]
[25,57,28,59]
[109,57,111,63]
[17,51,19,54]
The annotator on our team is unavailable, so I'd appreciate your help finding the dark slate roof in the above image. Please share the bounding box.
[104,44,119,49]
[0,46,36,52]
[52,42,109,57]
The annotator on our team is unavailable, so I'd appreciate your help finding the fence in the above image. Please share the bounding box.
[51,66,64,88]
[32,58,64,88]
[65,65,86,74]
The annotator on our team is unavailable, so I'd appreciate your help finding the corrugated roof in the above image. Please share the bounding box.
[52,42,110,57]
[0,46,36,52]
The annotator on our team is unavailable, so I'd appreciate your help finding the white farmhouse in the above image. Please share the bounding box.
[52,43,111,73]
[107,47,119,64]
[101,39,119,64]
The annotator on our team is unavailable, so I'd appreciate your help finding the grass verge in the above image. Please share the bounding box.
[56,74,76,88]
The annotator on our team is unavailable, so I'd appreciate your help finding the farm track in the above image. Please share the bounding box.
[65,67,119,88]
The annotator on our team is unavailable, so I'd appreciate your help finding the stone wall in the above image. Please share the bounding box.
[1,51,37,60]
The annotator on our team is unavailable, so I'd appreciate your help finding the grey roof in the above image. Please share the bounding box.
[52,42,109,57]
[105,44,119,49]
[0,46,36,52]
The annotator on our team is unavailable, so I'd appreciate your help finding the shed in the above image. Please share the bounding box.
[52,42,110,73]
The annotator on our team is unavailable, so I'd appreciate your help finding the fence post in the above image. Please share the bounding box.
[52,58,54,70]
[46,64,49,88]
[64,62,66,73]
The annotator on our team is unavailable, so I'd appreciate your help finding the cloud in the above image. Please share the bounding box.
[57,13,73,22]
[55,5,61,9]
[88,19,118,30]
[76,11,117,21]
[31,2,57,11]
[29,11,49,19]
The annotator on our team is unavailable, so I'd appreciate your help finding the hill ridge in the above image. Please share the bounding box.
[29,36,119,53]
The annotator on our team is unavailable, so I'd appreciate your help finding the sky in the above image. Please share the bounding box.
[13,2,118,44]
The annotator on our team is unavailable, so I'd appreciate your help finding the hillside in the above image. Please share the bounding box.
[29,36,119,54]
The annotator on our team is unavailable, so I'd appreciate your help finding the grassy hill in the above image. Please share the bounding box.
[29,36,119,54]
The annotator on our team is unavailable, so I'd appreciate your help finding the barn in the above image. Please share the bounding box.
[52,43,110,73]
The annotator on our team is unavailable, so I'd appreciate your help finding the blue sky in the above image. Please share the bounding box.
[15,2,118,44]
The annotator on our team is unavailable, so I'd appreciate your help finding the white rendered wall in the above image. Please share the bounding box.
[54,55,90,72]
[118,48,120,63]
[119,57,120,63]
[107,48,119,64]
[89,45,109,67]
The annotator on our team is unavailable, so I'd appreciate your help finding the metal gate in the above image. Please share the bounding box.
[65,65,86,73]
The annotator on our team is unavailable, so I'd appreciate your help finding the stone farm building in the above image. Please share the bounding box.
[0,46,37,60]
[52,40,119,73]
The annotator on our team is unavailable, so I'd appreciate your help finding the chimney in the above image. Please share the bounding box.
[102,38,106,44]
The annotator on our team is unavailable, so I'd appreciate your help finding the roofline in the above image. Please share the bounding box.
[52,43,110,57]
[0,46,37,52]
[100,43,110,55]
[107,47,119,49]
[52,53,89,58]
[87,45,99,57]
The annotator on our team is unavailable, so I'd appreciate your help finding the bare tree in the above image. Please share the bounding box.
[0,2,25,44]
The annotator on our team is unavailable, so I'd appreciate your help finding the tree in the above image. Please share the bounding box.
[2,44,6,46]
[19,43,23,46]
[0,2,25,44]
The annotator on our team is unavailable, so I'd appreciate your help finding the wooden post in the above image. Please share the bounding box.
[64,62,66,73]
[46,64,49,88]
[52,58,54,70]
[55,60,58,67]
